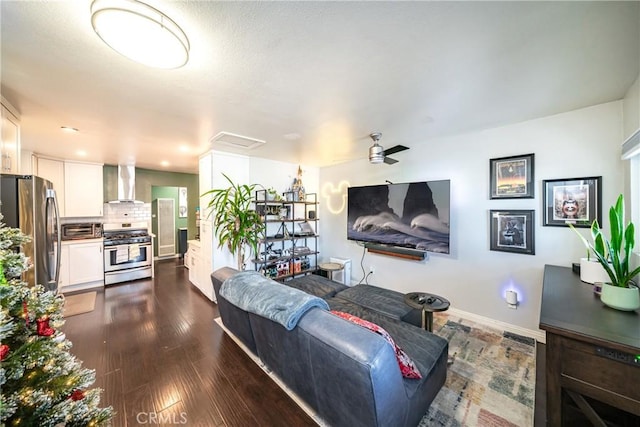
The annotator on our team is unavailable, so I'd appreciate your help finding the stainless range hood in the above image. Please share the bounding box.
[108,165,143,203]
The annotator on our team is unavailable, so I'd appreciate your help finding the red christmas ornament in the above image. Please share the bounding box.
[0,344,9,361]
[70,389,85,401]
[36,317,55,337]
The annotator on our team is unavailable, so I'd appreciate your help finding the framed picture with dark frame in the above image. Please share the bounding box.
[490,210,535,255]
[489,153,535,199]
[542,176,601,227]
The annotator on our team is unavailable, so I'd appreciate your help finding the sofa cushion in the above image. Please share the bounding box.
[335,284,417,320]
[284,274,349,298]
[330,310,422,379]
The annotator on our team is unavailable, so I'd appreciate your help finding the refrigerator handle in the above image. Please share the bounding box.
[46,188,62,292]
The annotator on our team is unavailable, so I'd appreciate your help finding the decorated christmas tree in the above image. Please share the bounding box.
[0,216,113,426]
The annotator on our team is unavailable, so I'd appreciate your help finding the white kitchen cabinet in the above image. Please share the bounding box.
[58,244,70,290]
[187,240,201,286]
[59,239,104,293]
[198,220,215,301]
[1,102,20,174]
[36,158,104,218]
[68,240,104,285]
[36,157,66,217]
[64,161,104,217]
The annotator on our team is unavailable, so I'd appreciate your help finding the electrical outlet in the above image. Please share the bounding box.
[369,265,375,274]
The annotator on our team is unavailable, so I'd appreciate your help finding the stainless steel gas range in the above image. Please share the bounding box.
[103,222,153,285]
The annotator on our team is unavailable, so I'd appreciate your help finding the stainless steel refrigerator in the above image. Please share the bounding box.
[0,174,61,292]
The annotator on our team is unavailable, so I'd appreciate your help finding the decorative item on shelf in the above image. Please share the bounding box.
[202,173,264,271]
[291,165,305,202]
[266,187,282,202]
[570,194,640,311]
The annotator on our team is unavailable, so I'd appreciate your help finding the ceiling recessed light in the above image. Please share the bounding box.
[61,126,79,133]
[91,0,190,69]
[160,160,170,167]
[76,150,87,157]
[178,145,189,153]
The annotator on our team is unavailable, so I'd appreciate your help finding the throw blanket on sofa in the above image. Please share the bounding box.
[220,271,329,330]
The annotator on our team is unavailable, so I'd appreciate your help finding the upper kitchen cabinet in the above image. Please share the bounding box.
[36,157,66,216]
[35,158,103,217]
[64,161,104,217]
[1,100,20,174]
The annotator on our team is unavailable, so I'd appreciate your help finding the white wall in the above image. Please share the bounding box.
[623,74,639,140]
[319,101,624,335]
[249,158,319,196]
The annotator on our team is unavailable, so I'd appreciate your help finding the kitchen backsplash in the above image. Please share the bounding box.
[59,203,152,225]
[103,203,151,223]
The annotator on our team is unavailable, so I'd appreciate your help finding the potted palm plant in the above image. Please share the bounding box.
[572,194,640,311]
[203,173,264,271]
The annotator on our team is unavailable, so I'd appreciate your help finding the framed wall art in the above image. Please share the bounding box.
[542,176,601,227]
[489,153,535,199]
[490,210,535,255]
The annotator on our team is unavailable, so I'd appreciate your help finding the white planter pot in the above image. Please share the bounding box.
[600,283,640,311]
[579,258,610,284]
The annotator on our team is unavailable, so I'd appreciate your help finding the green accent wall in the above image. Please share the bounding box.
[103,165,199,241]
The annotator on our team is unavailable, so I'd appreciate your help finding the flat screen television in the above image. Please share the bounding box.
[347,180,450,254]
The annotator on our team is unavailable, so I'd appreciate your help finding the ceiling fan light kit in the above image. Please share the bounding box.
[367,132,409,165]
[91,0,190,69]
[369,143,385,164]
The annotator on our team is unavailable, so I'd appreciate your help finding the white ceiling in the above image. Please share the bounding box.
[1,1,638,174]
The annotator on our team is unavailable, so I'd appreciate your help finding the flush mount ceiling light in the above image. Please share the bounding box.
[91,0,190,69]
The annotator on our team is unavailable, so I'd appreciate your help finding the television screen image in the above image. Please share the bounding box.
[347,180,450,254]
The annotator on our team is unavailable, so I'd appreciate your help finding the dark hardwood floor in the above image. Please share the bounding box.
[63,259,548,426]
[62,259,316,427]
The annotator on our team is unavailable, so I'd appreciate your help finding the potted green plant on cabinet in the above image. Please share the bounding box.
[203,173,264,271]
[573,194,640,311]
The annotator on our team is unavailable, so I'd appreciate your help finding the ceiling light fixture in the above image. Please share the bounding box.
[90,0,190,69]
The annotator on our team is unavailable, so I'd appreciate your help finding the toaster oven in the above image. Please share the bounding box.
[61,223,103,240]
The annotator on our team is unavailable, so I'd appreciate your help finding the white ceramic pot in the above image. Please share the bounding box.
[579,258,610,284]
[600,283,640,311]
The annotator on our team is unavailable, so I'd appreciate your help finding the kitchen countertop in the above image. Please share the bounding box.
[62,238,104,245]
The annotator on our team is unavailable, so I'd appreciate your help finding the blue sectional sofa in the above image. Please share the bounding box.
[211,268,448,427]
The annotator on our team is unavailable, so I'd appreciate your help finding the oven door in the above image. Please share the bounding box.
[104,243,152,272]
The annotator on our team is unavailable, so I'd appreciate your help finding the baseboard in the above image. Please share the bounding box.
[447,307,547,344]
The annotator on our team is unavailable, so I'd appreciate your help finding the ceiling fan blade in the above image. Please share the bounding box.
[383,157,399,165]
[383,145,409,156]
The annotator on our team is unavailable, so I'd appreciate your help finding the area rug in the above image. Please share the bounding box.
[62,291,97,317]
[214,313,536,427]
[422,314,536,426]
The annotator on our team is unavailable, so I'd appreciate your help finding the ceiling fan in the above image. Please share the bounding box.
[368,132,409,165]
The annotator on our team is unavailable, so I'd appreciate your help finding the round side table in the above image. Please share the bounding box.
[404,292,450,332]
[318,262,343,282]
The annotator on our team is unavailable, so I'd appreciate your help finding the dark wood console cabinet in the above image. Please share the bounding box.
[539,265,640,426]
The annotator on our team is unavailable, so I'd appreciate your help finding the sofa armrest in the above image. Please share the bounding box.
[297,309,410,427]
[211,267,239,301]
